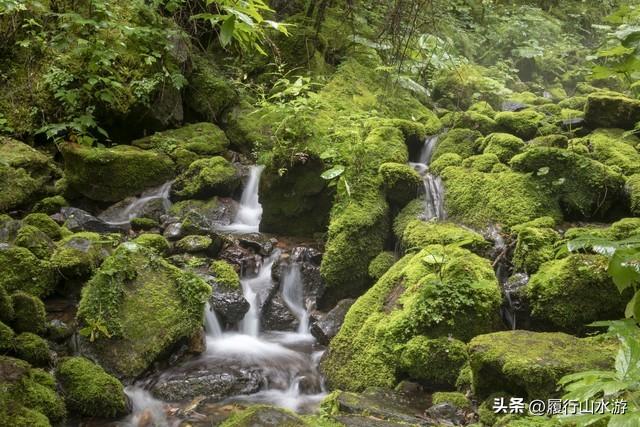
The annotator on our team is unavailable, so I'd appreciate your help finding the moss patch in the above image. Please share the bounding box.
[584,91,640,129]
[399,336,468,388]
[209,260,241,291]
[170,156,239,200]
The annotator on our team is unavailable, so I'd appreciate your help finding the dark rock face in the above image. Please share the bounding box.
[273,246,325,308]
[61,207,129,234]
[311,298,355,346]
[426,403,465,425]
[209,291,250,326]
[150,362,261,402]
[100,196,168,224]
[501,101,527,112]
[261,294,299,332]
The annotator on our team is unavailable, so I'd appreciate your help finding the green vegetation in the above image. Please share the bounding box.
[209,260,241,290]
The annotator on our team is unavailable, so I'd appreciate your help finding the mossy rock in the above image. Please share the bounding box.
[399,336,468,388]
[209,260,241,291]
[50,232,115,279]
[431,152,463,175]
[0,286,13,323]
[495,110,546,140]
[0,321,15,353]
[11,292,47,335]
[440,111,498,135]
[170,156,239,200]
[22,213,61,240]
[432,128,483,161]
[76,242,211,378]
[440,167,561,230]
[468,330,616,400]
[132,233,170,255]
[462,153,502,173]
[584,91,640,129]
[628,173,640,216]
[401,220,488,254]
[368,251,396,281]
[32,196,68,215]
[60,142,175,202]
[468,101,496,118]
[0,356,66,425]
[570,129,640,176]
[175,235,217,255]
[528,134,568,149]
[260,155,334,236]
[322,245,502,391]
[379,162,422,208]
[510,147,626,220]
[431,64,509,110]
[392,199,425,240]
[0,138,59,212]
[132,122,231,169]
[129,217,158,230]
[220,405,305,427]
[0,245,56,298]
[481,133,525,163]
[432,392,471,410]
[14,333,51,367]
[14,225,55,259]
[55,357,129,419]
[524,254,627,333]
[512,221,560,274]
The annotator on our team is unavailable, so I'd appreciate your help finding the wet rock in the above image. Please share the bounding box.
[425,403,465,425]
[170,197,238,228]
[561,116,585,130]
[311,299,355,346]
[209,290,250,326]
[175,235,220,256]
[219,406,307,426]
[150,362,261,402]
[501,101,527,112]
[100,196,169,224]
[0,217,21,243]
[238,233,275,256]
[163,222,184,241]
[261,294,298,332]
[273,246,325,309]
[186,327,206,354]
[61,207,129,234]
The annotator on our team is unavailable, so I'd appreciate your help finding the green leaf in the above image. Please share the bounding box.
[219,15,236,47]
[321,165,345,180]
[626,290,640,320]
[609,249,640,293]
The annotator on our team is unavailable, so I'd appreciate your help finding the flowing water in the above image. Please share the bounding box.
[100,181,173,225]
[119,164,325,426]
[409,135,446,221]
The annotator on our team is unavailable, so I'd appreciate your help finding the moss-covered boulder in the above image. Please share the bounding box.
[56,357,129,418]
[629,173,640,216]
[60,142,175,202]
[510,147,626,219]
[432,128,482,161]
[132,122,230,170]
[170,156,239,200]
[440,167,561,229]
[77,242,211,378]
[322,245,502,391]
[32,196,68,215]
[379,162,422,208]
[441,111,498,135]
[22,213,61,240]
[399,336,468,388]
[528,134,569,149]
[0,246,56,298]
[132,233,170,255]
[462,153,502,173]
[0,356,66,426]
[220,405,306,427]
[0,286,13,324]
[469,331,616,400]
[431,64,508,110]
[50,232,115,279]
[14,333,51,367]
[175,234,218,255]
[209,260,241,291]
[0,321,15,352]
[495,110,546,140]
[512,219,560,274]
[14,225,55,259]
[11,292,47,335]
[431,152,463,174]
[260,156,334,236]
[368,251,396,281]
[0,137,59,212]
[584,91,640,129]
[570,129,640,176]
[401,220,488,254]
[481,133,525,163]
[524,254,626,333]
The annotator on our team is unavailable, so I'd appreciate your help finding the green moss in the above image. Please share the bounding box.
[0,321,14,353]
[55,357,128,418]
[379,163,422,208]
[456,364,473,391]
[431,64,510,110]
[430,153,463,175]
[431,392,471,409]
[129,217,158,230]
[440,111,498,135]
[11,292,46,335]
[433,129,483,161]
[132,233,169,255]
[368,251,396,281]
[175,235,215,254]
[468,101,496,118]
[608,217,640,239]
[77,243,211,378]
[482,133,525,163]
[462,153,502,173]
[32,196,68,215]
[14,333,50,367]
[468,330,616,400]
[60,142,175,202]
[525,254,626,333]
[0,286,13,323]
[495,110,546,140]
[392,199,425,240]
[399,336,468,388]
[322,245,502,391]
[14,225,55,259]
[220,405,305,427]
[401,220,488,253]
[570,129,640,176]
[170,156,239,200]
[0,245,57,298]
[50,232,114,279]
[558,96,587,111]
[510,147,626,219]
[441,167,561,230]
[209,260,241,291]
[506,92,551,106]
[22,213,61,240]
[512,224,560,274]
[528,134,568,149]
[584,91,640,129]
[629,174,640,216]
[132,122,231,168]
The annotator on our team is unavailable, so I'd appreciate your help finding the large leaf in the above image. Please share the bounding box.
[321,165,345,180]
[219,15,236,47]
[609,249,640,293]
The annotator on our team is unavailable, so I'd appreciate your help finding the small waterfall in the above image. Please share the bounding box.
[221,165,264,233]
[281,261,310,334]
[100,181,172,225]
[123,387,170,427]
[410,135,446,221]
[240,252,279,336]
[204,302,223,338]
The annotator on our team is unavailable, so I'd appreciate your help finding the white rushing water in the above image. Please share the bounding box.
[204,302,223,338]
[100,181,173,225]
[281,261,310,334]
[219,165,265,233]
[410,135,446,221]
[240,252,279,337]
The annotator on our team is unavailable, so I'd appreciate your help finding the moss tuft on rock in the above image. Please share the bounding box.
[462,153,502,173]
[584,91,640,129]
[433,129,482,161]
[495,110,546,140]
[570,129,640,176]
[379,162,423,208]
[132,233,170,255]
[56,357,129,419]
[399,336,468,388]
[14,333,51,367]
[170,156,239,200]
[0,321,15,353]
[0,246,57,298]
[628,174,640,216]
[22,213,61,240]
[129,217,158,230]
[32,196,68,215]
[368,251,396,281]
[431,152,463,175]
[440,111,498,135]
[14,225,55,259]
[401,220,488,254]
[432,392,471,409]
[51,232,115,279]
[512,221,560,274]
[481,133,525,163]
[209,260,241,291]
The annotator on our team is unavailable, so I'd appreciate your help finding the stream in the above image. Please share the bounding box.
[410,135,446,221]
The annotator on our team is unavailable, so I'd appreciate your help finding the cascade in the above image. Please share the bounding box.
[409,135,446,221]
